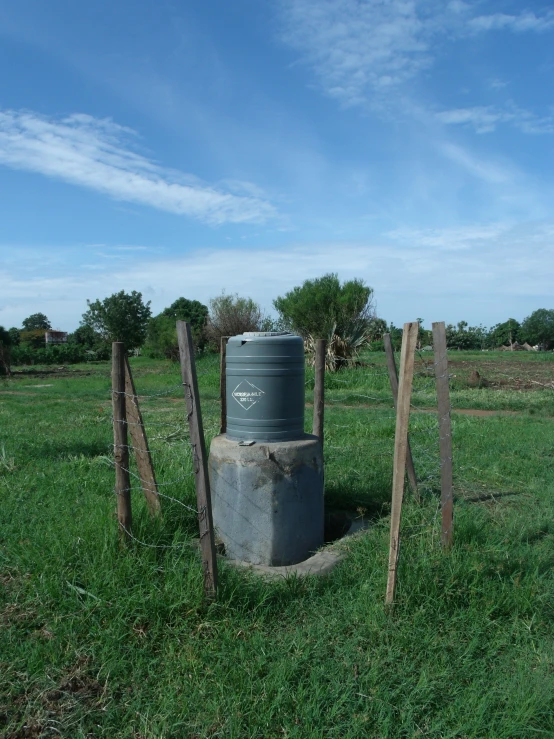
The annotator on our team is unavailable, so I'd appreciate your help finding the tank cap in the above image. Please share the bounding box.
[241,331,292,337]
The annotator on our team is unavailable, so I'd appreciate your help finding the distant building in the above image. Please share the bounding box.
[45,330,68,344]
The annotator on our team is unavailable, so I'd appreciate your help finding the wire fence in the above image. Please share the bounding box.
[323,344,554,511]
[96,343,554,562]
[107,353,222,551]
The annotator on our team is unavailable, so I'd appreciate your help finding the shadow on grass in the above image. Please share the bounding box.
[457,490,528,504]
[324,473,392,520]
[12,367,93,377]
[37,440,110,461]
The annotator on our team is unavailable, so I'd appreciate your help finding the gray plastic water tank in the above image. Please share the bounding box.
[226,331,305,441]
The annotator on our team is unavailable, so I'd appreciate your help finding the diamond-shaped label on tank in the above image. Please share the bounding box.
[231,380,265,411]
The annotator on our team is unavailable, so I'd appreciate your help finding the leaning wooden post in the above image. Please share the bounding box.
[432,322,453,549]
[177,321,218,600]
[112,342,132,542]
[385,322,419,605]
[219,336,229,434]
[312,339,326,446]
[124,356,161,517]
[383,333,419,499]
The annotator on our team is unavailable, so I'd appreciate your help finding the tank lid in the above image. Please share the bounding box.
[241,331,293,338]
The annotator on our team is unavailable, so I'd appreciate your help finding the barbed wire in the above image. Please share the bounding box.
[66,347,554,554]
[112,383,185,399]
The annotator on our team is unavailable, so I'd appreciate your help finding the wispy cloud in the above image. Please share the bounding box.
[278,1,554,108]
[469,10,554,33]
[279,0,433,107]
[386,222,512,249]
[437,142,512,185]
[2,223,554,330]
[436,105,554,134]
[0,110,276,225]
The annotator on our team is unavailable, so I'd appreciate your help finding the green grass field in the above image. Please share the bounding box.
[1,350,554,737]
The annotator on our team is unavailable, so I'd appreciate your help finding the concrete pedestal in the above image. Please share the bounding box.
[209,434,324,566]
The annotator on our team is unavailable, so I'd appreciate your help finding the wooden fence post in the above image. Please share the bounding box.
[177,321,218,600]
[112,342,132,542]
[219,337,229,435]
[312,339,326,446]
[385,322,419,605]
[432,322,453,549]
[124,356,161,517]
[383,333,418,499]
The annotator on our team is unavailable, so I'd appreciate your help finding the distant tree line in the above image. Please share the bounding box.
[395,313,553,352]
[2,277,554,375]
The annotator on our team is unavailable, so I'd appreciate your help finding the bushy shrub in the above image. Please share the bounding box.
[20,329,47,349]
[10,343,107,366]
[274,273,374,339]
[521,309,554,350]
[274,274,375,370]
[206,293,271,349]
[145,298,209,359]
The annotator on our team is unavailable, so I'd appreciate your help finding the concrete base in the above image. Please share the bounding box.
[209,434,324,566]
[222,516,368,580]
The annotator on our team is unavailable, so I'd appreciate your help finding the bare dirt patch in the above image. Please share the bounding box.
[418,356,554,392]
[2,656,108,739]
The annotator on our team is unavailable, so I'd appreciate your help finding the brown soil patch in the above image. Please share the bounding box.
[436,357,554,391]
[2,656,107,739]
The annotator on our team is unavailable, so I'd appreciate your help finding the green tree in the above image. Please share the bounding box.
[22,313,51,331]
[274,274,374,370]
[415,318,433,350]
[81,290,152,351]
[274,273,373,340]
[66,325,110,360]
[146,298,209,359]
[145,315,181,360]
[521,309,554,349]
[487,318,521,348]
[0,325,11,375]
[161,297,208,330]
[446,321,486,350]
[386,322,404,351]
[8,328,20,346]
[67,324,103,349]
[20,329,47,349]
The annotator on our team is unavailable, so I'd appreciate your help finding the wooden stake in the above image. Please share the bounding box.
[219,336,229,434]
[177,321,218,600]
[432,322,453,549]
[385,322,419,605]
[124,356,161,517]
[312,339,326,445]
[383,333,419,499]
[112,342,132,541]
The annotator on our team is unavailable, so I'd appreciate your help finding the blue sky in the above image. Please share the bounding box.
[1,0,553,332]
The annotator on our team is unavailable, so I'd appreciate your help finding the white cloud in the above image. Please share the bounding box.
[279,0,434,107]
[436,105,554,134]
[0,110,276,225]
[469,11,554,33]
[278,1,554,108]
[2,224,554,331]
[386,223,512,249]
